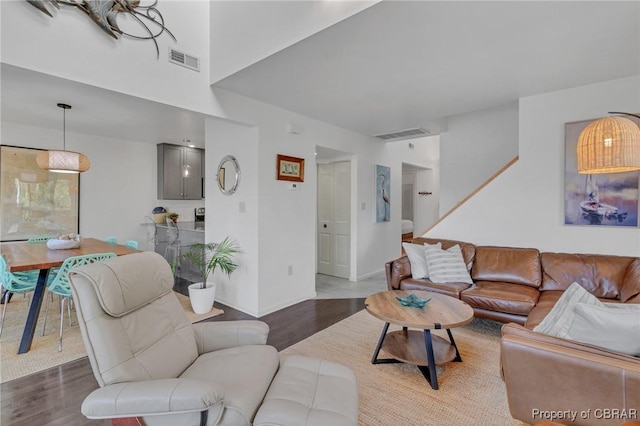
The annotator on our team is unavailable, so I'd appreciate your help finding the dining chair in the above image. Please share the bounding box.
[0,255,38,338]
[144,215,158,251]
[164,218,182,278]
[105,236,117,244]
[124,240,138,249]
[42,252,116,351]
[27,236,53,242]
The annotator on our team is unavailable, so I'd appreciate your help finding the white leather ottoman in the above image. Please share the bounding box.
[253,355,358,426]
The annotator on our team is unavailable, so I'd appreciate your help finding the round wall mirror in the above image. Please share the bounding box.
[217,155,241,195]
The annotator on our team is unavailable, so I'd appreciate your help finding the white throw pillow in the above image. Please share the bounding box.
[402,242,441,279]
[566,303,640,356]
[533,282,603,337]
[424,244,473,284]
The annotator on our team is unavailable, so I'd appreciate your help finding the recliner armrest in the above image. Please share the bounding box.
[81,378,224,419]
[192,320,269,354]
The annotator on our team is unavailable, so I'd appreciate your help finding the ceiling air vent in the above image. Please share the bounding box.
[373,127,430,141]
[169,48,200,72]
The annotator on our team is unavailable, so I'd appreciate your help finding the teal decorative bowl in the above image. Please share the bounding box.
[396,293,431,308]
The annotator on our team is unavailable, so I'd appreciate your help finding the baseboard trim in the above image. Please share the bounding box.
[357,268,385,281]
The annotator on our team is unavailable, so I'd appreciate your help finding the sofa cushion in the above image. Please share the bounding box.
[524,291,563,329]
[566,303,640,356]
[461,281,539,316]
[180,345,279,426]
[254,355,358,426]
[472,246,541,288]
[424,244,473,284]
[533,282,603,338]
[400,278,471,299]
[402,242,440,279]
[413,237,476,272]
[621,258,640,302]
[540,252,635,299]
[72,252,174,317]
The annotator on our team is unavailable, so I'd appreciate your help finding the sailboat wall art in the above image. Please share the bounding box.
[565,118,639,227]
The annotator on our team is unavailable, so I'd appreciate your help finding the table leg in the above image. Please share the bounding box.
[0,289,12,304]
[418,329,439,390]
[446,328,463,362]
[371,322,390,363]
[18,268,50,354]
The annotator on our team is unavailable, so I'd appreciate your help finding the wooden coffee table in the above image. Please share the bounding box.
[365,290,474,390]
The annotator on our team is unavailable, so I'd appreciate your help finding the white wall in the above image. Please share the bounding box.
[427,76,640,256]
[413,168,439,234]
[210,89,437,315]
[1,1,221,116]
[210,0,379,83]
[204,118,260,316]
[400,137,440,235]
[439,102,519,214]
[1,0,438,317]
[1,122,160,246]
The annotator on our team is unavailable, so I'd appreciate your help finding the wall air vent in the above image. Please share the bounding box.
[169,48,200,72]
[373,127,430,141]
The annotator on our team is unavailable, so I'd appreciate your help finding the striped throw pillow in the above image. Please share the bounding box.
[424,244,473,284]
[533,282,603,337]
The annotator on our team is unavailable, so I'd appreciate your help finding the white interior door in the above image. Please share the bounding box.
[317,163,333,275]
[317,161,351,278]
[402,183,414,220]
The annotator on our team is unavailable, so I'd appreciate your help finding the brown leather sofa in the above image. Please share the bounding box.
[386,237,640,425]
[385,237,640,326]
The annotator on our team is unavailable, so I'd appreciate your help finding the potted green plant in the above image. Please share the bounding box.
[182,237,240,314]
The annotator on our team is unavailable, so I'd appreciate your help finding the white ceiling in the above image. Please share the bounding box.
[2,1,639,145]
[215,1,640,137]
[1,64,207,147]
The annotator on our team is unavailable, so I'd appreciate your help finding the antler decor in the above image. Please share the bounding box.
[25,0,176,58]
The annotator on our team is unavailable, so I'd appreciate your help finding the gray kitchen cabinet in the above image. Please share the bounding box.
[157,143,203,200]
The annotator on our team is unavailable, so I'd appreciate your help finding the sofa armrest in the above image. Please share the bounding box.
[192,320,269,354]
[385,256,411,290]
[82,378,224,419]
[621,258,640,302]
[500,323,640,425]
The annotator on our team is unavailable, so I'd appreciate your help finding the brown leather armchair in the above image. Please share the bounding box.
[500,323,640,426]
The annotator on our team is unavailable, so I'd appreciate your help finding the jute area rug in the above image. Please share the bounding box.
[281,309,520,426]
[0,292,223,383]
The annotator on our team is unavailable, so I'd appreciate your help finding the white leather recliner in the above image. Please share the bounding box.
[69,251,358,426]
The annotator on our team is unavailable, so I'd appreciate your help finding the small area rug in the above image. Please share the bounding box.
[0,292,223,383]
[280,309,519,426]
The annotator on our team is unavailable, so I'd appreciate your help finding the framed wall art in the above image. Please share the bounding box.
[0,145,80,241]
[564,118,639,227]
[376,164,390,222]
[277,154,305,182]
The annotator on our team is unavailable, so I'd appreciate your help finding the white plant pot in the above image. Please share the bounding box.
[188,282,216,314]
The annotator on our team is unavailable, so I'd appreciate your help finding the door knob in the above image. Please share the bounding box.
[323,224,327,228]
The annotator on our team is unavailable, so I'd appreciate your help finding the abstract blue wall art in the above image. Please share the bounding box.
[376,165,391,222]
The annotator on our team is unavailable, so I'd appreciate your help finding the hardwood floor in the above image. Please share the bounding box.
[0,296,365,426]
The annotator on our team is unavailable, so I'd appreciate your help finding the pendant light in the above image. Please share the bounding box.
[576,112,640,174]
[36,103,90,173]
[181,138,193,177]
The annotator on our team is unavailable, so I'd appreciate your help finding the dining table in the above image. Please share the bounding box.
[0,238,139,354]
